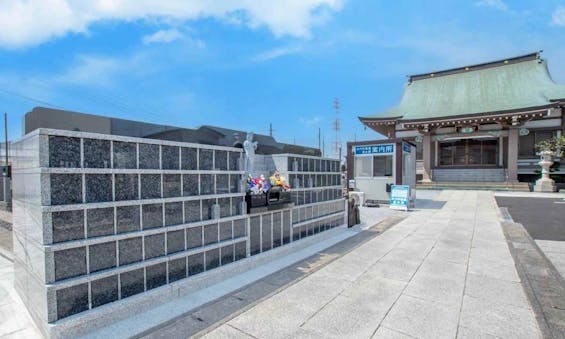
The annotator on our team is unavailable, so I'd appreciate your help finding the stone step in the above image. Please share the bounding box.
[433,168,506,182]
[417,181,530,192]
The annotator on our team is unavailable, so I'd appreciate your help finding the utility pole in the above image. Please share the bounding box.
[4,113,7,165]
[318,127,321,152]
[333,98,341,158]
[269,123,273,137]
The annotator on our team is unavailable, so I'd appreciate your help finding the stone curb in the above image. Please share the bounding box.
[499,208,565,339]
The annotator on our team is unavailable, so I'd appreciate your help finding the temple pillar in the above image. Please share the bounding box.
[422,133,432,182]
[507,128,519,182]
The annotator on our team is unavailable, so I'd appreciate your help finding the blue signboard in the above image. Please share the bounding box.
[390,185,410,211]
[402,143,412,153]
[354,144,394,156]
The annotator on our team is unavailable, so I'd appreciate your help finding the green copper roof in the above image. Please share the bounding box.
[361,55,565,122]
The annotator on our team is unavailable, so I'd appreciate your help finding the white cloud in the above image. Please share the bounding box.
[142,29,183,45]
[252,46,302,62]
[0,0,342,49]
[475,0,507,11]
[299,116,321,126]
[552,6,565,26]
[56,55,123,86]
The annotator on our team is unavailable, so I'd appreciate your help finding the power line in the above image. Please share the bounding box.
[0,87,64,109]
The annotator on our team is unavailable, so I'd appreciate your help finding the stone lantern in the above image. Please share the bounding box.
[533,150,557,192]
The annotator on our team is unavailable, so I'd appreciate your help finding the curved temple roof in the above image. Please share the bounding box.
[360,52,565,123]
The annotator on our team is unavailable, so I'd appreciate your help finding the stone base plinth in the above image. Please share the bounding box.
[534,180,557,192]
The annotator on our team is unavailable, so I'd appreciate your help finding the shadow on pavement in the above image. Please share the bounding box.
[414,198,446,210]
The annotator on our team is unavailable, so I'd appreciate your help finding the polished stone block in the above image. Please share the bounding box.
[52,210,84,243]
[168,257,187,283]
[300,225,307,239]
[218,197,231,218]
[85,174,113,203]
[118,237,142,265]
[304,191,311,204]
[234,241,246,261]
[229,174,240,193]
[50,174,82,205]
[89,241,116,273]
[113,141,137,169]
[181,147,198,170]
[216,174,229,194]
[199,149,213,170]
[182,174,199,196]
[54,247,86,281]
[219,221,232,241]
[201,198,215,221]
[162,145,179,170]
[139,144,160,169]
[250,216,261,256]
[140,174,161,199]
[142,203,163,229]
[293,225,300,241]
[56,283,89,320]
[214,150,227,170]
[146,262,167,290]
[144,233,165,259]
[283,211,291,237]
[261,214,272,252]
[200,174,214,195]
[234,219,246,238]
[163,174,181,198]
[86,207,114,238]
[163,202,182,227]
[204,223,219,246]
[220,245,234,265]
[115,174,139,201]
[184,200,201,223]
[116,205,140,234]
[49,136,81,168]
[167,229,185,254]
[83,139,111,168]
[205,248,220,270]
[91,275,118,308]
[228,152,240,171]
[188,252,204,276]
[186,226,203,249]
[120,268,145,298]
[272,212,282,248]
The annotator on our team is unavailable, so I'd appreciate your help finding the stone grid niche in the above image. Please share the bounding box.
[12,129,245,327]
[11,129,346,338]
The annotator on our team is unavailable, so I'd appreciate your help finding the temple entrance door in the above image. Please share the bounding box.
[439,139,498,166]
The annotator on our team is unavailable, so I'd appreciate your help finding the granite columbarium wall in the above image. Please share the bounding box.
[12,128,346,338]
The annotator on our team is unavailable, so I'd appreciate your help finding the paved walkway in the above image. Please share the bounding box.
[0,255,42,338]
[201,190,542,339]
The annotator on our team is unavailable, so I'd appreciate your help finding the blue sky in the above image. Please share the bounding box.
[0,0,564,157]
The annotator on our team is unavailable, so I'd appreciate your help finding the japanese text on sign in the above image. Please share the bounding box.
[354,144,394,156]
[390,185,410,211]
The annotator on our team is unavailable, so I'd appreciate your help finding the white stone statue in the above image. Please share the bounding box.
[243,132,258,173]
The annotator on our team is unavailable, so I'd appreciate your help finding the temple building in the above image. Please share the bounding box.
[359,52,565,186]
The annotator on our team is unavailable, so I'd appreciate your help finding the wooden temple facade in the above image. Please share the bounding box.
[359,52,565,183]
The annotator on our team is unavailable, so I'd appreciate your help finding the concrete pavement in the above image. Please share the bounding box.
[0,254,42,338]
[200,190,542,339]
